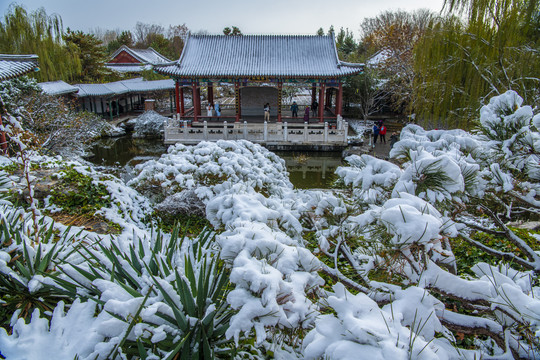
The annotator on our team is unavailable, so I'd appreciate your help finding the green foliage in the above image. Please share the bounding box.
[336,27,357,57]
[0,216,75,331]
[452,228,540,276]
[49,167,111,215]
[63,29,111,83]
[413,0,540,128]
[131,251,233,359]
[343,70,387,119]
[141,68,168,81]
[223,26,242,36]
[153,212,211,236]
[0,4,82,82]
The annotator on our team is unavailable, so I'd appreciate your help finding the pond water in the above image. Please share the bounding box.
[85,136,344,189]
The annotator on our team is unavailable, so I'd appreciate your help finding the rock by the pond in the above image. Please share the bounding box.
[133,110,167,138]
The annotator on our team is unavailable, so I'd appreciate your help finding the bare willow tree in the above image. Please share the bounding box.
[0,4,81,82]
[412,0,540,128]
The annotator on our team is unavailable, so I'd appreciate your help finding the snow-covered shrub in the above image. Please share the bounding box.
[335,154,401,205]
[207,183,322,344]
[477,90,540,181]
[129,140,292,203]
[392,148,465,204]
[132,110,166,138]
[303,283,468,360]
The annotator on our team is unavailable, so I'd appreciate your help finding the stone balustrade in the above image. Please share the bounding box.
[164,115,348,149]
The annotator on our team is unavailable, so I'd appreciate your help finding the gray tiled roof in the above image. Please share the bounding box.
[0,54,39,81]
[75,78,175,97]
[155,34,363,79]
[38,80,79,96]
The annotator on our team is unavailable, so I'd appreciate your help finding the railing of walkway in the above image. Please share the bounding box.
[164,116,348,145]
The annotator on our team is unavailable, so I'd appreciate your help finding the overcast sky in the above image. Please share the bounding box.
[1,0,446,38]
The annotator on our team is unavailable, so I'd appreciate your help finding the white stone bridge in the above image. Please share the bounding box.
[164,115,349,150]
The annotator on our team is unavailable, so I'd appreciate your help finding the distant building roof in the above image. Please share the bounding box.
[106,46,171,73]
[367,50,391,67]
[155,34,364,79]
[0,54,39,81]
[75,77,175,97]
[38,80,79,96]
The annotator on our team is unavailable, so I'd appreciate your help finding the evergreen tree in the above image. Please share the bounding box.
[316,27,324,36]
[223,26,242,36]
[0,4,81,82]
[327,25,335,36]
[64,29,110,83]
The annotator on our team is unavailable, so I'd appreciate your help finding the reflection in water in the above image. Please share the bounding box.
[85,136,343,189]
[273,151,343,189]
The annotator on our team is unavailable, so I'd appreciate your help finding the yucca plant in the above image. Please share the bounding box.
[0,215,76,329]
[48,222,235,359]
[123,252,234,359]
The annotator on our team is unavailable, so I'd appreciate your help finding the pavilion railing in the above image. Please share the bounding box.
[164,116,348,146]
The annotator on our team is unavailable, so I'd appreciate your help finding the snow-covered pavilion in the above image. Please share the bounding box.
[154,34,364,123]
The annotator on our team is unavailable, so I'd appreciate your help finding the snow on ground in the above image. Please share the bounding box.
[1,91,540,358]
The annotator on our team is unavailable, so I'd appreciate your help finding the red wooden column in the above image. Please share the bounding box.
[311,84,317,107]
[207,82,214,106]
[192,82,199,122]
[336,83,343,116]
[175,80,180,116]
[277,82,283,122]
[318,83,325,122]
[180,87,185,116]
[235,83,241,122]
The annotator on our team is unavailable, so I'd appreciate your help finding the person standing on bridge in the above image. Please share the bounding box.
[372,123,380,147]
[215,103,221,119]
[304,106,310,122]
[291,101,298,118]
[379,123,387,144]
[264,103,270,122]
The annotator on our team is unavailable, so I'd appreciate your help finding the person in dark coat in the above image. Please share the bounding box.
[311,100,318,116]
[390,132,399,148]
[304,106,310,122]
[372,124,380,146]
[291,101,299,118]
